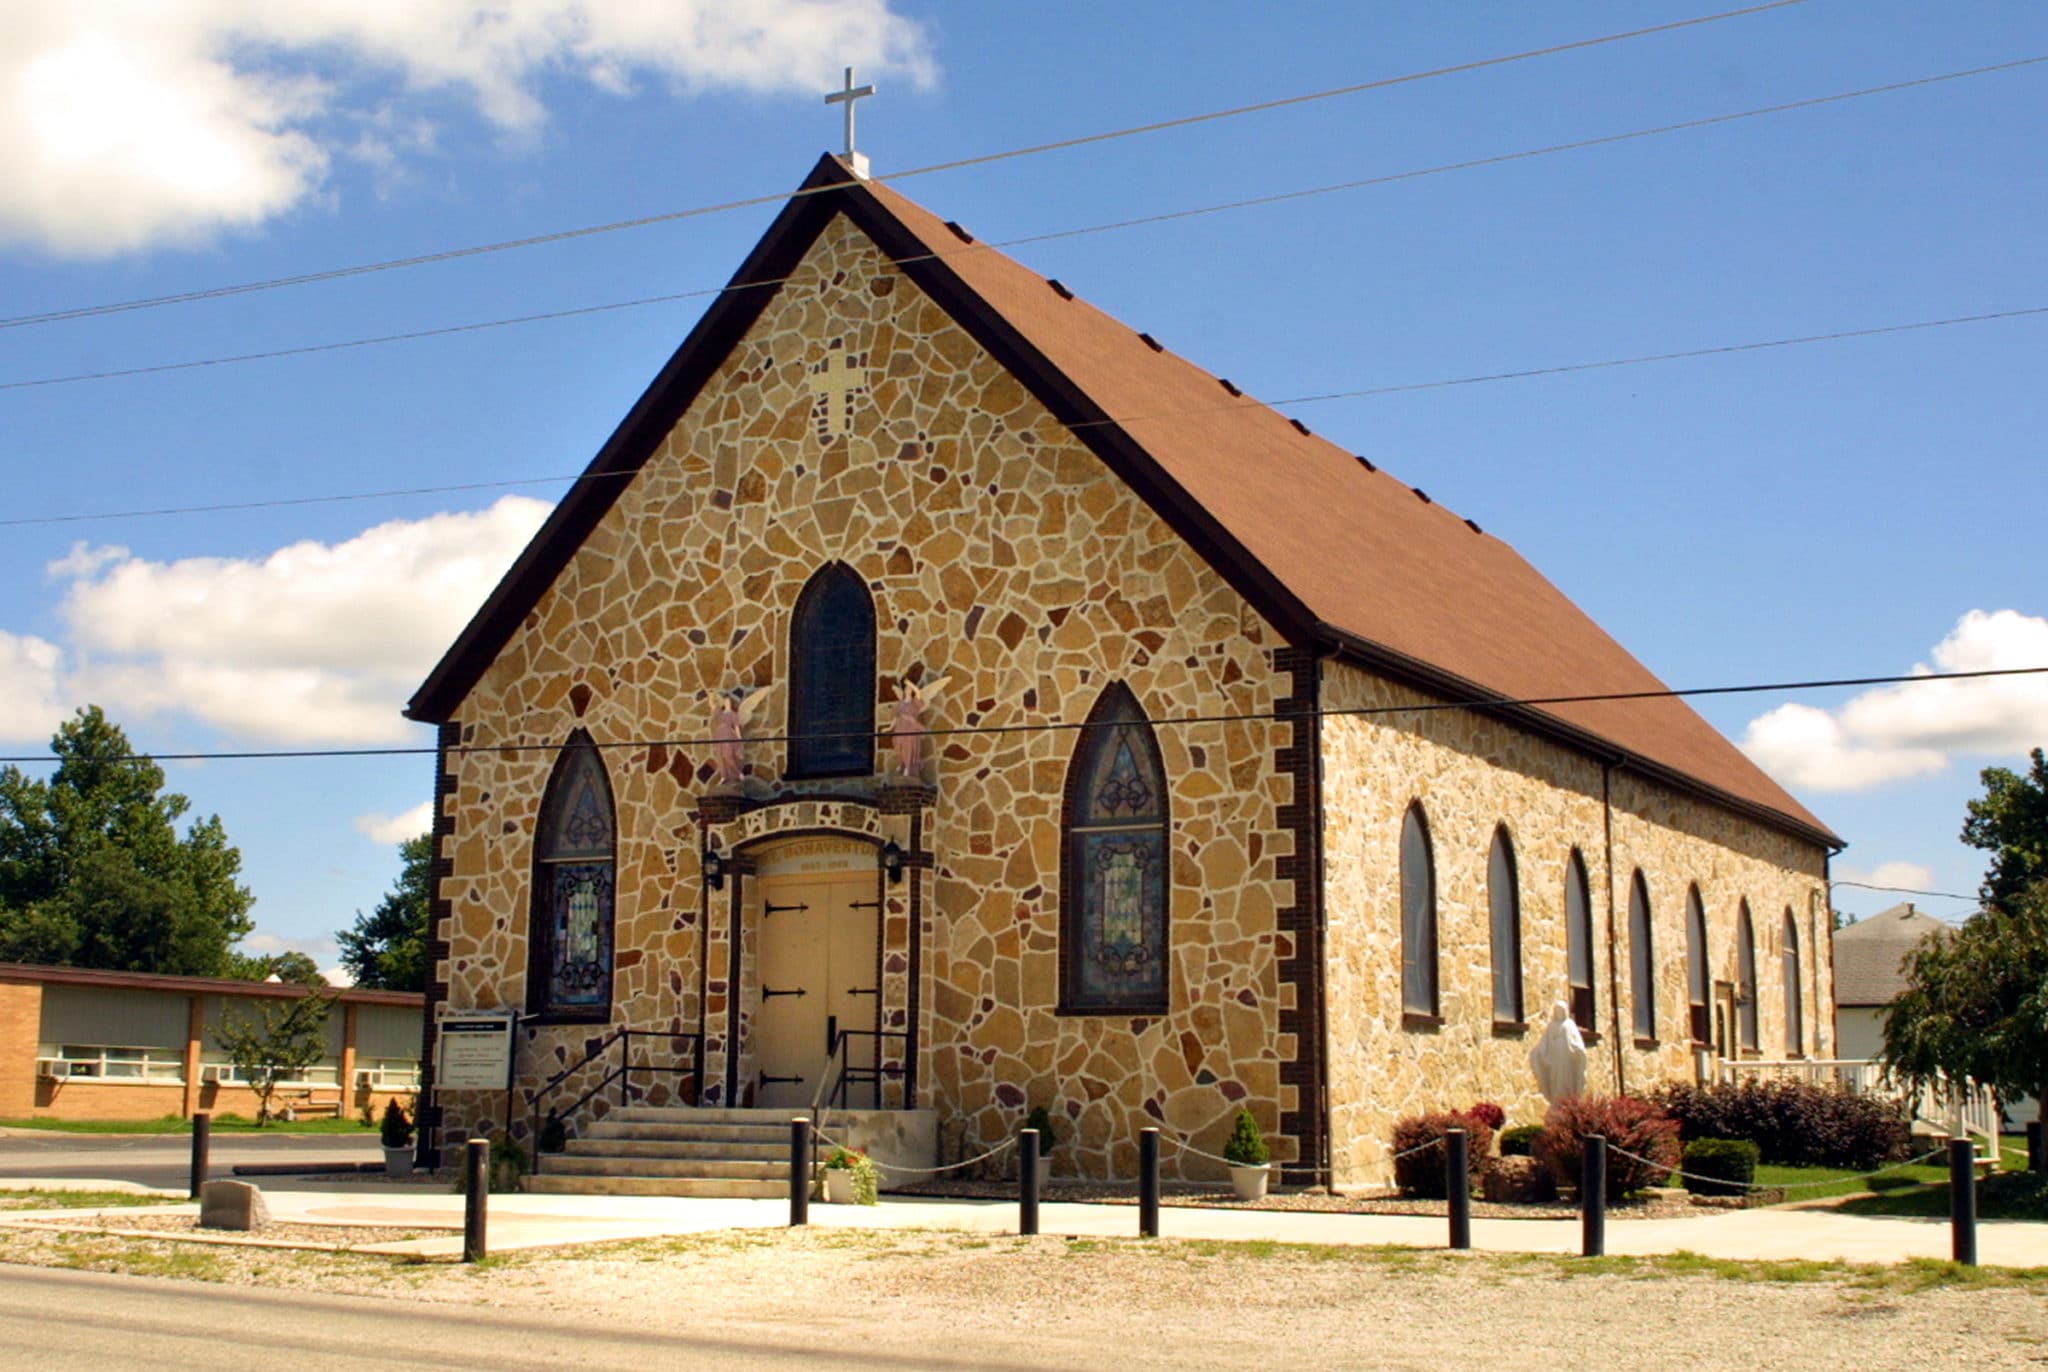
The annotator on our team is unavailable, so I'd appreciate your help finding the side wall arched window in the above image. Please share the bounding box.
[1565,849,1596,1035]
[788,563,876,778]
[1060,683,1169,1014]
[527,730,616,1021]
[1487,826,1523,1025]
[1685,886,1710,1044]
[1400,803,1439,1019]
[1628,871,1655,1041]
[1736,900,1760,1053]
[1782,908,1803,1056]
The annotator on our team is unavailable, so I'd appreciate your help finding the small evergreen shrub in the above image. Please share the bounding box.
[1390,1111,1494,1198]
[1533,1095,1681,1202]
[1650,1080,1909,1170]
[1465,1101,1507,1132]
[538,1108,568,1154]
[1024,1105,1059,1153]
[378,1099,411,1149]
[1223,1108,1270,1166]
[1498,1124,1544,1157]
[1680,1137,1759,1197]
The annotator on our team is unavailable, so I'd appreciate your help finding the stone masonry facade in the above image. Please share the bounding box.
[430,213,1298,1178]
[1319,663,1831,1186]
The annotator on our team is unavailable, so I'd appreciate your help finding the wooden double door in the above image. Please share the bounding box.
[753,874,880,1110]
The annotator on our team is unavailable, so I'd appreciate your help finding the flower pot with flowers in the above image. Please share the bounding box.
[1223,1107,1271,1201]
[821,1146,880,1204]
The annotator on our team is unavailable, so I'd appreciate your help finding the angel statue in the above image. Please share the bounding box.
[709,684,776,787]
[888,674,951,780]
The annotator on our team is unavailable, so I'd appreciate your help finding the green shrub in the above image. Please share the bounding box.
[1498,1124,1544,1157]
[1024,1105,1058,1153]
[537,1108,568,1154]
[1223,1108,1269,1166]
[378,1099,411,1149]
[1390,1111,1493,1198]
[1533,1095,1680,1202]
[1650,1080,1909,1170]
[1680,1137,1759,1197]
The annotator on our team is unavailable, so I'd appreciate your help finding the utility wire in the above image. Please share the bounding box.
[8,52,2039,399]
[4,294,2040,530]
[1,664,2040,766]
[1828,880,1981,904]
[0,1,1811,333]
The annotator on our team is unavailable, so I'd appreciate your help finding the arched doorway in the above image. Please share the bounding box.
[747,835,882,1110]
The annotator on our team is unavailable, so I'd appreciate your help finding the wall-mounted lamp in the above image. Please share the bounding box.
[879,840,904,885]
[703,850,726,891]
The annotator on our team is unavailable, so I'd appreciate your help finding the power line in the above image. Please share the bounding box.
[1829,880,1980,904]
[0,1,1811,333]
[2,664,2040,767]
[5,293,2041,530]
[3,51,2037,402]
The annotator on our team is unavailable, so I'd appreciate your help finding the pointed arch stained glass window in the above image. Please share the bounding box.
[528,732,616,1020]
[789,563,876,778]
[1062,684,1169,1013]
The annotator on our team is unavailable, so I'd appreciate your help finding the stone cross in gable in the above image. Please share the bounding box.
[811,340,868,442]
[824,66,875,178]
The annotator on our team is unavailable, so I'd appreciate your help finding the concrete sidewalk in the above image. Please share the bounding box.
[5,1179,2037,1267]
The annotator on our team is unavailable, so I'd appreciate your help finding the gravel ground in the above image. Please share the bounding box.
[1,1217,2043,1368]
[899,1179,1710,1220]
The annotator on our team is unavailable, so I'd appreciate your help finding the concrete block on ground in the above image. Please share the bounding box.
[198,1179,270,1231]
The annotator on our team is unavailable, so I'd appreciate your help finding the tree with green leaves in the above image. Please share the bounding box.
[225,950,328,986]
[1881,881,2047,1125]
[0,707,254,974]
[218,991,335,1126]
[1962,747,2048,910]
[337,833,432,991]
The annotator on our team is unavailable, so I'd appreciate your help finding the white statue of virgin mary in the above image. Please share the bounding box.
[1529,1000,1588,1103]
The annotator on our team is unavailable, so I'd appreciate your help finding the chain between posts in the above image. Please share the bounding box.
[1600,1142,1948,1192]
[810,1127,1019,1175]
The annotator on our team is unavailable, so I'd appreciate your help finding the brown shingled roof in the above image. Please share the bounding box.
[1832,903,1954,1005]
[408,155,1836,847]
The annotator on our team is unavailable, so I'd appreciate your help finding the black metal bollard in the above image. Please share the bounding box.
[1019,1128,1040,1236]
[2028,1120,2043,1176]
[789,1118,811,1228]
[1445,1128,1471,1250]
[1949,1137,1977,1266]
[1580,1135,1606,1258]
[1138,1128,1160,1238]
[188,1113,211,1200]
[463,1138,488,1263]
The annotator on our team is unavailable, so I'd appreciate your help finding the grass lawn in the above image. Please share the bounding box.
[0,1189,182,1211]
[1753,1141,2047,1221]
[0,1115,373,1135]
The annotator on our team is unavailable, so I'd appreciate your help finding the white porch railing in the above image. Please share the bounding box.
[1709,1057,2003,1154]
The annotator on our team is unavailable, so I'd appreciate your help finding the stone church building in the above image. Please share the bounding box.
[406,154,1839,1188]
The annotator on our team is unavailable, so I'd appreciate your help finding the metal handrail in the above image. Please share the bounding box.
[526,1028,703,1173]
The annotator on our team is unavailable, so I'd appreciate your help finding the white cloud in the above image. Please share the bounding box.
[356,801,434,844]
[1835,860,1936,894]
[0,629,68,743]
[54,495,551,744]
[1742,609,2048,792]
[0,1,936,257]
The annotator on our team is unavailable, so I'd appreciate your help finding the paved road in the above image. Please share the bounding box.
[0,1130,379,1191]
[0,1266,1011,1370]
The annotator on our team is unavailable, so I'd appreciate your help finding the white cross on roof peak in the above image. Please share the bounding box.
[824,66,876,179]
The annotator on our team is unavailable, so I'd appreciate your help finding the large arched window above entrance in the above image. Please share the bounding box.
[1565,849,1596,1036]
[527,730,616,1021]
[788,563,876,779]
[1060,683,1169,1014]
[1736,900,1760,1053]
[1628,871,1655,1041]
[1487,826,1523,1026]
[1685,885,1711,1044]
[1782,908,1804,1056]
[1400,803,1439,1019]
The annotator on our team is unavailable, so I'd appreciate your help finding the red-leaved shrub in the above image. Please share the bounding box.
[1466,1101,1507,1132]
[1533,1095,1680,1202]
[1391,1111,1495,1198]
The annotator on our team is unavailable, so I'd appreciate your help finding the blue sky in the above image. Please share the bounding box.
[2,1,2043,975]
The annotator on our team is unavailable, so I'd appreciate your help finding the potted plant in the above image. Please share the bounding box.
[821,1146,878,1204]
[379,1099,414,1178]
[1024,1105,1058,1189]
[1223,1107,1271,1201]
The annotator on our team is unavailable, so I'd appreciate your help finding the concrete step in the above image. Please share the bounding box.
[526,1174,788,1199]
[584,1121,789,1145]
[542,1155,788,1181]
[563,1138,786,1162]
[606,1106,806,1126]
